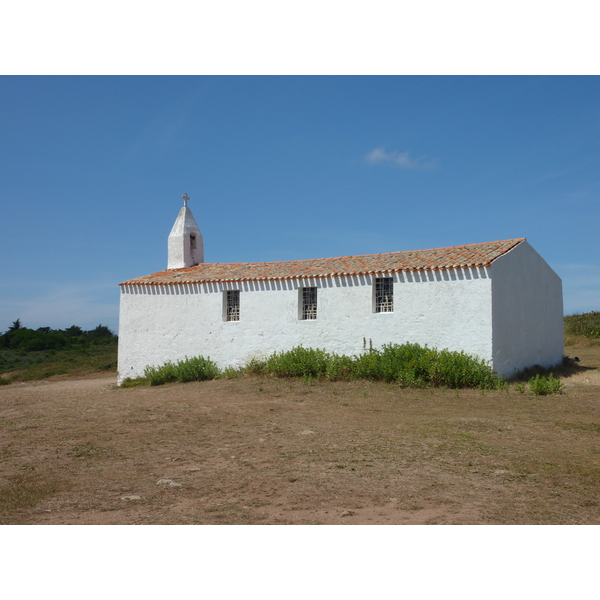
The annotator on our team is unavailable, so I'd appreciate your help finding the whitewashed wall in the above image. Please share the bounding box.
[490,240,563,377]
[167,207,204,269]
[117,268,494,383]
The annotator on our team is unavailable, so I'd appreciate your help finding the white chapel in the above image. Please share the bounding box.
[117,195,564,384]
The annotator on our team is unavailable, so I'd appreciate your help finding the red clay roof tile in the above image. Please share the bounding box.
[120,238,524,286]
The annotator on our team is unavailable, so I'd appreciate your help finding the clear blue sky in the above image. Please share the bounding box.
[1,75,599,333]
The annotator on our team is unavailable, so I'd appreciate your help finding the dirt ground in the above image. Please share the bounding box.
[1,344,600,525]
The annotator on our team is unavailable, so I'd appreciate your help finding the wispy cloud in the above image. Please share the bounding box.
[364,146,437,169]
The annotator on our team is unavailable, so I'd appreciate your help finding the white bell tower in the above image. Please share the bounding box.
[167,193,204,269]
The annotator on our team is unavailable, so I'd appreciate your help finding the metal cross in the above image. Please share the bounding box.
[182,193,189,208]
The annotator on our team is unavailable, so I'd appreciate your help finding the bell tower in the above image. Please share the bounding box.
[167,193,204,269]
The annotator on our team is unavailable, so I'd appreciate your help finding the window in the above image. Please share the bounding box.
[225,290,240,321]
[374,277,393,313]
[300,287,317,320]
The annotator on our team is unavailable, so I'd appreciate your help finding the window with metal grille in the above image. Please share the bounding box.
[301,287,317,320]
[375,277,393,313]
[225,290,240,321]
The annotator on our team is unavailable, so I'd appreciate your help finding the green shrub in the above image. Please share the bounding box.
[351,343,501,389]
[222,366,243,379]
[243,343,502,390]
[564,312,600,339]
[528,373,564,396]
[261,346,331,378]
[324,353,355,380]
[144,356,220,386]
[244,356,268,376]
[140,344,504,390]
[175,355,220,383]
[0,377,10,386]
[144,361,179,386]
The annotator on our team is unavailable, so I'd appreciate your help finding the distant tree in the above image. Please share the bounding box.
[64,325,83,337]
[86,324,117,344]
[20,332,67,351]
[87,325,115,339]
[37,327,52,334]
[9,319,21,331]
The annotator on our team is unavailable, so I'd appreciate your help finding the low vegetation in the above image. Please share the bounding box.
[143,356,220,386]
[0,319,117,383]
[515,373,564,396]
[0,473,67,513]
[138,343,504,390]
[564,311,600,339]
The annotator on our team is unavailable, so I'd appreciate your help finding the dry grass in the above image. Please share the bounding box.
[1,343,599,524]
[0,472,68,514]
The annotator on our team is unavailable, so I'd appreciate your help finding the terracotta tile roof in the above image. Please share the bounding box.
[120,238,525,286]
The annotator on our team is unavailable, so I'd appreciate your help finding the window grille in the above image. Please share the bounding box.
[301,287,317,320]
[375,277,393,313]
[226,290,240,321]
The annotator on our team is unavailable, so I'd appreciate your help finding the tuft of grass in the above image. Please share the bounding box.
[514,373,564,395]
[222,366,243,379]
[555,421,600,433]
[0,473,66,514]
[248,347,330,379]
[70,442,108,459]
[120,376,148,388]
[144,355,220,386]
[528,373,564,396]
[0,377,10,386]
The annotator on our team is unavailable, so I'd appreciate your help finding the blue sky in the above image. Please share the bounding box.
[1,75,599,333]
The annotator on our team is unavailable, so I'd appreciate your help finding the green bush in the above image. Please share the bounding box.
[221,366,243,379]
[244,343,502,390]
[0,322,117,352]
[564,312,600,339]
[324,353,355,380]
[144,361,179,386]
[259,347,331,378]
[351,343,501,389]
[244,356,268,376]
[140,343,504,390]
[175,355,220,383]
[528,373,564,396]
[144,356,220,386]
[0,377,11,386]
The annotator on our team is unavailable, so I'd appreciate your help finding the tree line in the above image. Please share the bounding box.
[0,319,117,352]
